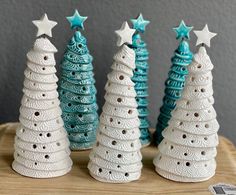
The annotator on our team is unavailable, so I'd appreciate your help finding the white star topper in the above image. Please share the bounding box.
[194,24,217,47]
[32,13,57,37]
[115,21,135,47]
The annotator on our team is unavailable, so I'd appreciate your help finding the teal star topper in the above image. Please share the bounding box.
[131,13,150,33]
[66,9,88,30]
[173,20,193,40]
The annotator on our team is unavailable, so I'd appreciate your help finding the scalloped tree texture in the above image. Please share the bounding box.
[153,46,219,182]
[154,40,193,144]
[12,37,72,178]
[88,45,143,183]
[129,33,151,147]
[58,31,99,150]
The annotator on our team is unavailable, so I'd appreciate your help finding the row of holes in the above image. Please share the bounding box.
[98,168,129,177]
[101,127,135,135]
[26,99,55,105]
[32,119,60,128]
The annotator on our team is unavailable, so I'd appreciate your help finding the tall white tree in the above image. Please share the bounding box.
[153,25,219,182]
[88,22,143,183]
[12,14,72,178]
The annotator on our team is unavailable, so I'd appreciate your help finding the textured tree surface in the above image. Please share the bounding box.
[154,40,193,144]
[88,45,143,183]
[58,31,98,150]
[12,38,72,178]
[153,47,219,182]
[130,33,151,146]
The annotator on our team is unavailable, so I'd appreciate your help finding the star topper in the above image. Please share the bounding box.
[32,13,57,37]
[173,20,193,40]
[194,24,217,47]
[66,9,88,30]
[131,13,150,33]
[115,21,135,47]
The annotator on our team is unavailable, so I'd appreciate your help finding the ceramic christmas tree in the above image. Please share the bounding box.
[153,25,219,182]
[58,10,99,150]
[88,22,143,183]
[130,14,151,147]
[154,21,193,145]
[12,14,72,178]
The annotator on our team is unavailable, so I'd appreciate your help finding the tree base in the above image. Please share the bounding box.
[12,161,71,178]
[155,167,214,182]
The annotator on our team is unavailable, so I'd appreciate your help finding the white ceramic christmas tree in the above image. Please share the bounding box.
[12,14,72,178]
[88,22,143,183]
[153,25,219,182]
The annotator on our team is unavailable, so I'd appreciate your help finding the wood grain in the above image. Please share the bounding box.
[0,122,235,195]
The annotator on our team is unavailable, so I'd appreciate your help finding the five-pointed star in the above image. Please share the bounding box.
[115,21,136,47]
[173,20,193,40]
[194,24,217,47]
[32,14,57,37]
[131,13,150,33]
[66,9,88,30]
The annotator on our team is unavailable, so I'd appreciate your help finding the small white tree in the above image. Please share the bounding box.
[88,22,142,183]
[12,14,72,178]
[154,43,219,182]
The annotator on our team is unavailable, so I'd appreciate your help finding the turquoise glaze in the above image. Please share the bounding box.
[66,9,88,30]
[58,28,98,150]
[130,15,151,146]
[154,39,193,145]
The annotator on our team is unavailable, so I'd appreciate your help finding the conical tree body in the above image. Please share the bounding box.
[153,47,219,182]
[12,38,72,178]
[58,31,99,150]
[129,33,151,146]
[154,40,193,144]
[88,45,142,183]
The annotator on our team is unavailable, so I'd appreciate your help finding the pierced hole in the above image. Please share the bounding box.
[39,133,43,136]
[159,156,162,160]
[170,145,174,150]
[119,75,124,80]
[128,110,133,114]
[201,88,205,92]
[45,155,49,159]
[194,89,198,92]
[186,101,190,105]
[122,130,126,134]
[131,143,134,147]
[112,141,117,145]
[172,129,174,132]
[71,124,75,128]
[122,56,125,59]
[79,114,82,118]
[125,173,129,177]
[205,164,207,167]
[182,134,187,139]
[43,146,46,149]
[42,94,45,97]
[117,121,121,124]
[34,112,40,116]
[98,168,102,173]
[117,154,122,158]
[197,65,202,68]
[109,171,112,174]
[78,44,82,48]
[117,98,122,102]
[72,72,75,75]
[110,118,113,122]
[184,153,187,156]
[205,124,209,128]
[204,137,208,140]
[42,67,46,70]
[191,77,195,81]
[194,113,199,117]
[186,113,189,116]
[177,162,180,165]
[201,151,206,155]
[179,122,183,126]
[208,110,211,113]
[34,123,37,127]
[186,162,190,166]
[82,87,86,91]
[96,142,99,146]
[35,162,37,165]
[68,103,72,107]
[47,133,51,137]
[33,144,37,149]
[44,56,48,60]
[84,133,88,137]
[117,165,121,168]
[106,151,108,154]
[56,142,60,146]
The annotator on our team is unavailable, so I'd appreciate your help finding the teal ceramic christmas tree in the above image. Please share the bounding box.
[58,10,98,150]
[129,14,151,146]
[154,21,193,145]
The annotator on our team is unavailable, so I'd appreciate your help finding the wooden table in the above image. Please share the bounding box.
[0,123,235,195]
